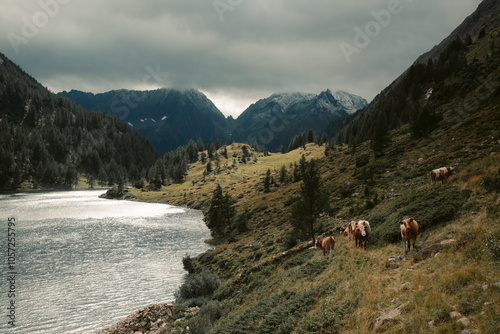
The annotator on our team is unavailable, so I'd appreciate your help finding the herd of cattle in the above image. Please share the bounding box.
[315,213,420,255]
[315,166,455,255]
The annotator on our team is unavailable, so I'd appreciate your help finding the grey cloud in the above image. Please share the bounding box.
[0,0,483,116]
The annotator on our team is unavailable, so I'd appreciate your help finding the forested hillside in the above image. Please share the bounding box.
[0,53,159,190]
[102,2,500,333]
[58,89,230,154]
[335,0,500,151]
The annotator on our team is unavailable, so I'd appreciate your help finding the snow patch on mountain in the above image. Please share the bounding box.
[333,90,368,114]
[269,92,315,110]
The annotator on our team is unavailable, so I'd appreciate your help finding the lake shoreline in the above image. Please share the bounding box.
[1,190,210,334]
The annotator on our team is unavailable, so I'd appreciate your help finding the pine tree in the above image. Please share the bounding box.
[204,184,235,238]
[371,111,389,155]
[291,157,329,244]
[279,165,288,184]
[186,139,199,163]
[196,137,204,152]
[263,169,271,193]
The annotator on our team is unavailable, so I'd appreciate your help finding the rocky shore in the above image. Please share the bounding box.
[101,302,203,334]
[101,303,173,334]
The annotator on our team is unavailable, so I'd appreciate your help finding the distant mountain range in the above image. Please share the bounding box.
[231,90,367,150]
[58,89,230,154]
[58,88,367,153]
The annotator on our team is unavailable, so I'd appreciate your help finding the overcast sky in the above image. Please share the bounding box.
[1,0,483,117]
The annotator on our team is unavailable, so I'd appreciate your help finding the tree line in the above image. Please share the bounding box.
[335,35,482,155]
[0,53,158,189]
[205,155,328,245]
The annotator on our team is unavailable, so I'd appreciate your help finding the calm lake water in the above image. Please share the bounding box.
[0,190,212,333]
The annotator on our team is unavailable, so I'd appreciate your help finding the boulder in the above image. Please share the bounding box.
[457,317,470,327]
[369,302,409,331]
[413,243,442,262]
[449,311,463,319]
[385,256,404,269]
[461,330,478,334]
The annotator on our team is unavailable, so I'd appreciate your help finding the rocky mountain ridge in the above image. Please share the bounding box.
[59,88,367,153]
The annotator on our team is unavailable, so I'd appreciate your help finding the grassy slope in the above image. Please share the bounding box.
[118,33,500,333]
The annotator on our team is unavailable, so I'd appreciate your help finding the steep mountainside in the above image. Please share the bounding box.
[335,1,500,150]
[414,0,500,65]
[58,88,229,154]
[232,89,367,150]
[102,1,499,333]
[0,53,159,189]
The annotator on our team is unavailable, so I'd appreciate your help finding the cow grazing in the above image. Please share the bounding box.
[399,216,419,253]
[342,226,349,237]
[354,220,370,249]
[429,167,455,189]
[347,221,357,241]
[358,220,371,234]
[316,236,335,256]
[339,224,349,237]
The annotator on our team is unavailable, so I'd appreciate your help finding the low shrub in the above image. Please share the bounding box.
[355,153,371,168]
[282,232,298,250]
[296,299,354,333]
[482,232,500,261]
[371,186,467,244]
[213,280,235,301]
[176,270,221,301]
[187,300,223,334]
[182,255,197,274]
[213,285,335,334]
[294,256,329,279]
[482,170,500,192]
[282,249,313,269]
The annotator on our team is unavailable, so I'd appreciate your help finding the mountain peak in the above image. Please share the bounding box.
[333,90,368,114]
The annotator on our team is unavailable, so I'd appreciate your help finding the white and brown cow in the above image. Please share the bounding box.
[316,236,335,256]
[429,167,455,189]
[399,216,419,253]
[353,220,370,249]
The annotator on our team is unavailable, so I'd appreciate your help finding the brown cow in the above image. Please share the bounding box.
[353,220,370,249]
[399,216,419,253]
[339,224,349,237]
[347,221,357,241]
[315,236,335,256]
[429,167,455,189]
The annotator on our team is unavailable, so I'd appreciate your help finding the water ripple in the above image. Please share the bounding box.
[0,191,211,333]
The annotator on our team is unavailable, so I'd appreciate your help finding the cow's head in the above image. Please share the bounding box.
[399,220,407,231]
[315,238,322,249]
[358,223,366,237]
[448,167,455,176]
